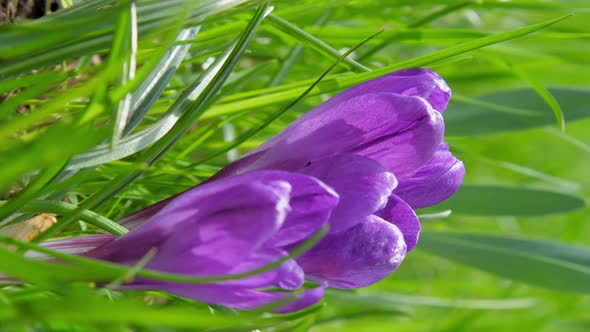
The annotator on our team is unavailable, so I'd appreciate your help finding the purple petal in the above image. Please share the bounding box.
[296,215,407,289]
[275,283,326,313]
[348,94,444,178]
[306,68,451,115]
[384,68,452,113]
[376,195,420,251]
[207,150,266,182]
[235,93,443,180]
[394,143,465,209]
[126,271,320,311]
[118,198,172,230]
[88,171,294,270]
[299,153,396,233]
[245,68,450,158]
[221,246,304,291]
[129,188,289,274]
[32,234,115,258]
[119,153,268,230]
[126,282,290,310]
[126,248,310,311]
[88,170,337,277]
[267,173,339,247]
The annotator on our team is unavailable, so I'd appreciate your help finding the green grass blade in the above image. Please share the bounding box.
[65,27,199,170]
[111,0,139,147]
[420,231,590,294]
[326,290,537,310]
[268,9,332,87]
[202,14,574,119]
[22,200,128,236]
[0,124,107,193]
[124,27,200,134]
[0,161,67,222]
[266,13,370,72]
[510,66,566,133]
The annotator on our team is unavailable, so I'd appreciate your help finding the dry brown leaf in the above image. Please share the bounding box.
[0,214,57,242]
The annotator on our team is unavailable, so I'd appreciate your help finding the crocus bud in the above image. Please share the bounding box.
[41,170,339,311]
[212,68,465,288]
[34,68,464,310]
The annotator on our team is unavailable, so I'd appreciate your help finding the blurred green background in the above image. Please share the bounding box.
[0,0,589,331]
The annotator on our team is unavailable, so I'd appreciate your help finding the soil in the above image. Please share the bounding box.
[0,0,60,23]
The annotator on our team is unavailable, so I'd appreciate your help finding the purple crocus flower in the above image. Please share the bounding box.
[40,170,339,311]
[211,68,465,289]
[30,68,463,312]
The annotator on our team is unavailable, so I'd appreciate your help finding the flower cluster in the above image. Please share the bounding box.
[42,68,464,311]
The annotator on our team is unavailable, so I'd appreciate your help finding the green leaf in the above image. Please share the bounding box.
[110,0,139,147]
[326,290,537,310]
[433,185,585,216]
[124,27,200,134]
[66,27,200,170]
[420,231,590,294]
[268,9,333,87]
[446,87,589,136]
